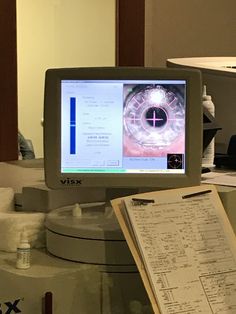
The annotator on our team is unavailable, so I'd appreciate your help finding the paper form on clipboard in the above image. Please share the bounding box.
[111,184,236,314]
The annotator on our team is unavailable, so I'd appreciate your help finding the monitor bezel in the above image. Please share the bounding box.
[44,67,202,189]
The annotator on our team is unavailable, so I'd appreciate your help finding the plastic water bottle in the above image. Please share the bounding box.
[202,85,215,167]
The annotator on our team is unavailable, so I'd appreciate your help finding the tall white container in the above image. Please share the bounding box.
[202,85,215,167]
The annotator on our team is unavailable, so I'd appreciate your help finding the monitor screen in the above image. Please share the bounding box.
[44,67,202,191]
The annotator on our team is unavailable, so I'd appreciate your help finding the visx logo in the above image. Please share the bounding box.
[0,299,21,314]
[60,178,82,185]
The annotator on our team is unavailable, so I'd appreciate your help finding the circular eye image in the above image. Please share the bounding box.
[145,107,168,128]
[123,84,185,157]
[167,154,184,169]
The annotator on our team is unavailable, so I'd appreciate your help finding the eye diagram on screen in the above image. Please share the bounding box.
[167,153,184,169]
[123,84,186,163]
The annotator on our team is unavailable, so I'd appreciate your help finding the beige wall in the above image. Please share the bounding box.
[145,0,236,67]
[17,0,115,158]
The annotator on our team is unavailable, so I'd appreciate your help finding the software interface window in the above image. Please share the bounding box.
[61,79,186,174]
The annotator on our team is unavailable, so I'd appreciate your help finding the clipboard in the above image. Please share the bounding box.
[111,184,236,314]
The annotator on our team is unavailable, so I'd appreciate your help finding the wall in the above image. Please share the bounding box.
[145,0,236,66]
[17,0,115,158]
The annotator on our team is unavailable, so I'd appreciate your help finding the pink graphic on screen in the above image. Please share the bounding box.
[123,84,185,157]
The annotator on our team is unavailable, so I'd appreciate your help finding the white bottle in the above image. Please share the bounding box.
[16,229,31,269]
[72,203,82,217]
[202,85,215,168]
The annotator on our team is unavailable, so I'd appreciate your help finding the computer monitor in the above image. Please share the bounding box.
[44,67,202,195]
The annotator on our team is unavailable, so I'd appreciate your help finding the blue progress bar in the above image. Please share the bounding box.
[70,97,76,154]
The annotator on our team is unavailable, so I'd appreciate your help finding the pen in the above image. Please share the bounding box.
[182,189,212,199]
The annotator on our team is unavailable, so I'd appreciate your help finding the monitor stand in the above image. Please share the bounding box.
[45,188,139,266]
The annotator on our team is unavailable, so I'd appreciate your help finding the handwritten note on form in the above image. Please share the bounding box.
[111,184,236,314]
